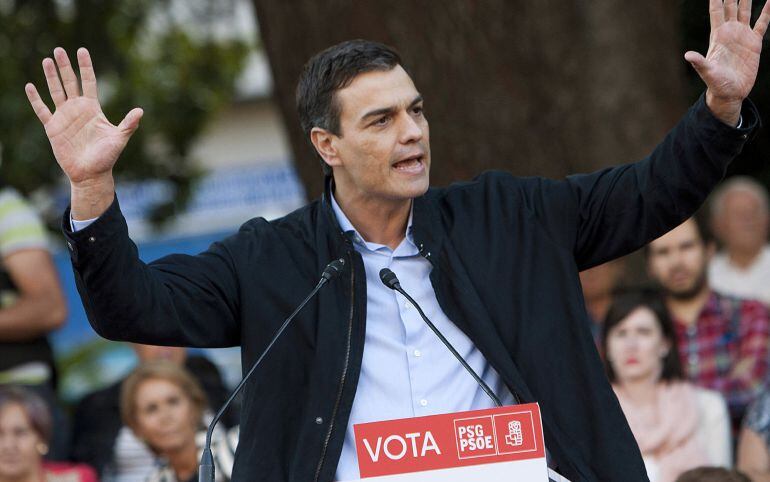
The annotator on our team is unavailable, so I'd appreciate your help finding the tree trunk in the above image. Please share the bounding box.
[253,0,686,200]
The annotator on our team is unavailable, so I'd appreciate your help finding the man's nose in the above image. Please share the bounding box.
[398,112,423,144]
[667,249,685,265]
[669,255,687,270]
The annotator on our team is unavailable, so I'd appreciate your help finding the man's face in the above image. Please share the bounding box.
[647,219,711,300]
[715,190,769,255]
[323,65,431,204]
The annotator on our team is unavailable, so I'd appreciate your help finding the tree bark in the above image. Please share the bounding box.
[253,0,687,200]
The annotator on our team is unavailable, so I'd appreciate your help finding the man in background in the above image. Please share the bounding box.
[647,216,770,428]
[709,176,770,305]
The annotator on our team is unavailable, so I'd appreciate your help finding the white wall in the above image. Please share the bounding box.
[191,99,292,170]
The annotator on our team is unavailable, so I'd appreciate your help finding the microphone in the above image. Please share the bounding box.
[199,258,346,482]
[379,268,503,408]
[321,258,345,281]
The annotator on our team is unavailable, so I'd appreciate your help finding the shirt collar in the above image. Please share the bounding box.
[330,190,416,254]
[675,290,720,328]
[700,290,722,316]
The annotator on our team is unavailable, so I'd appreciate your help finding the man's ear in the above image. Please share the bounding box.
[310,127,342,168]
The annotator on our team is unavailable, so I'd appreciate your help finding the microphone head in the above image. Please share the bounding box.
[321,258,345,281]
[379,268,400,290]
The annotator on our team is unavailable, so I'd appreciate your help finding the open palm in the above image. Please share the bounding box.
[25,47,143,185]
[685,0,770,122]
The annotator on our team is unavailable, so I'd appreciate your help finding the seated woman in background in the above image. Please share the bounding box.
[120,362,236,482]
[602,290,731,482]
[0,385,97,482]
[737,391,770,481]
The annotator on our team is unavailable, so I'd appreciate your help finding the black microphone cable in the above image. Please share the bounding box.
[379,267,503,408]
[199,258,346,482]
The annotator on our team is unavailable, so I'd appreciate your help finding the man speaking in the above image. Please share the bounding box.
[24,1,770,480]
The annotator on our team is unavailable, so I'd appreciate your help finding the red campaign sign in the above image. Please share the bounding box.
[354,403,545,478]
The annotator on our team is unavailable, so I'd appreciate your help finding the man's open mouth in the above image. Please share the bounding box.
[393,155,424,171]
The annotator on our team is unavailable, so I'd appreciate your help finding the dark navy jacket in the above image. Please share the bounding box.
[63,96,758,481]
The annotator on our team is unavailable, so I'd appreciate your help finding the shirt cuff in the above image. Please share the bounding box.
[70,215,98,232]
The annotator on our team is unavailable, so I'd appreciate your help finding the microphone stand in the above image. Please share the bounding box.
[379,268,502,407]
[199,259,345,482]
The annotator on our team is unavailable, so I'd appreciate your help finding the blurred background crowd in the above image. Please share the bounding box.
[2,0,770,481]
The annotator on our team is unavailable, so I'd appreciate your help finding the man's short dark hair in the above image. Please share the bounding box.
[296,39,403,176]
[643,210,713,258]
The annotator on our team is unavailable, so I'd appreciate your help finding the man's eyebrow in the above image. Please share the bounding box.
[360,95,424,122]
[408,95,423,108]
[360,106,396,122]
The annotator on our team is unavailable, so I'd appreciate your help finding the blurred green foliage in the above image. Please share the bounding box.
[0,0,250,223]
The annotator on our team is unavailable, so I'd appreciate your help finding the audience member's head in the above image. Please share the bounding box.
[131,343,187,366]
[121,362,207,460]
[675,466,751,482]
[602,290,683,385]
[647,217,714,300]
[579,258,625,322]
[711,176,769,258]
[0,386,52,482]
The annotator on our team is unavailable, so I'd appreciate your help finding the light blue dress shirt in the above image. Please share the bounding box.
[330,194,515,481]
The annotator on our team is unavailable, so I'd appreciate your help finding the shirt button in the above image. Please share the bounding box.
[315,417,323,425]
[420,399,428,407]
[88,236,96,243]
[404,301,411,309]
[414,349,421,357]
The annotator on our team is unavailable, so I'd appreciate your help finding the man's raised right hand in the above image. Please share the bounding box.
[25,47,143,219]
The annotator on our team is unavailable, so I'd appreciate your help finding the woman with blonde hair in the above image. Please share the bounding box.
[120,362,236,482]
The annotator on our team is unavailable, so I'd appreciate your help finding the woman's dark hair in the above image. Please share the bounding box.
[601,289,683,383]
[296,39,403,176]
